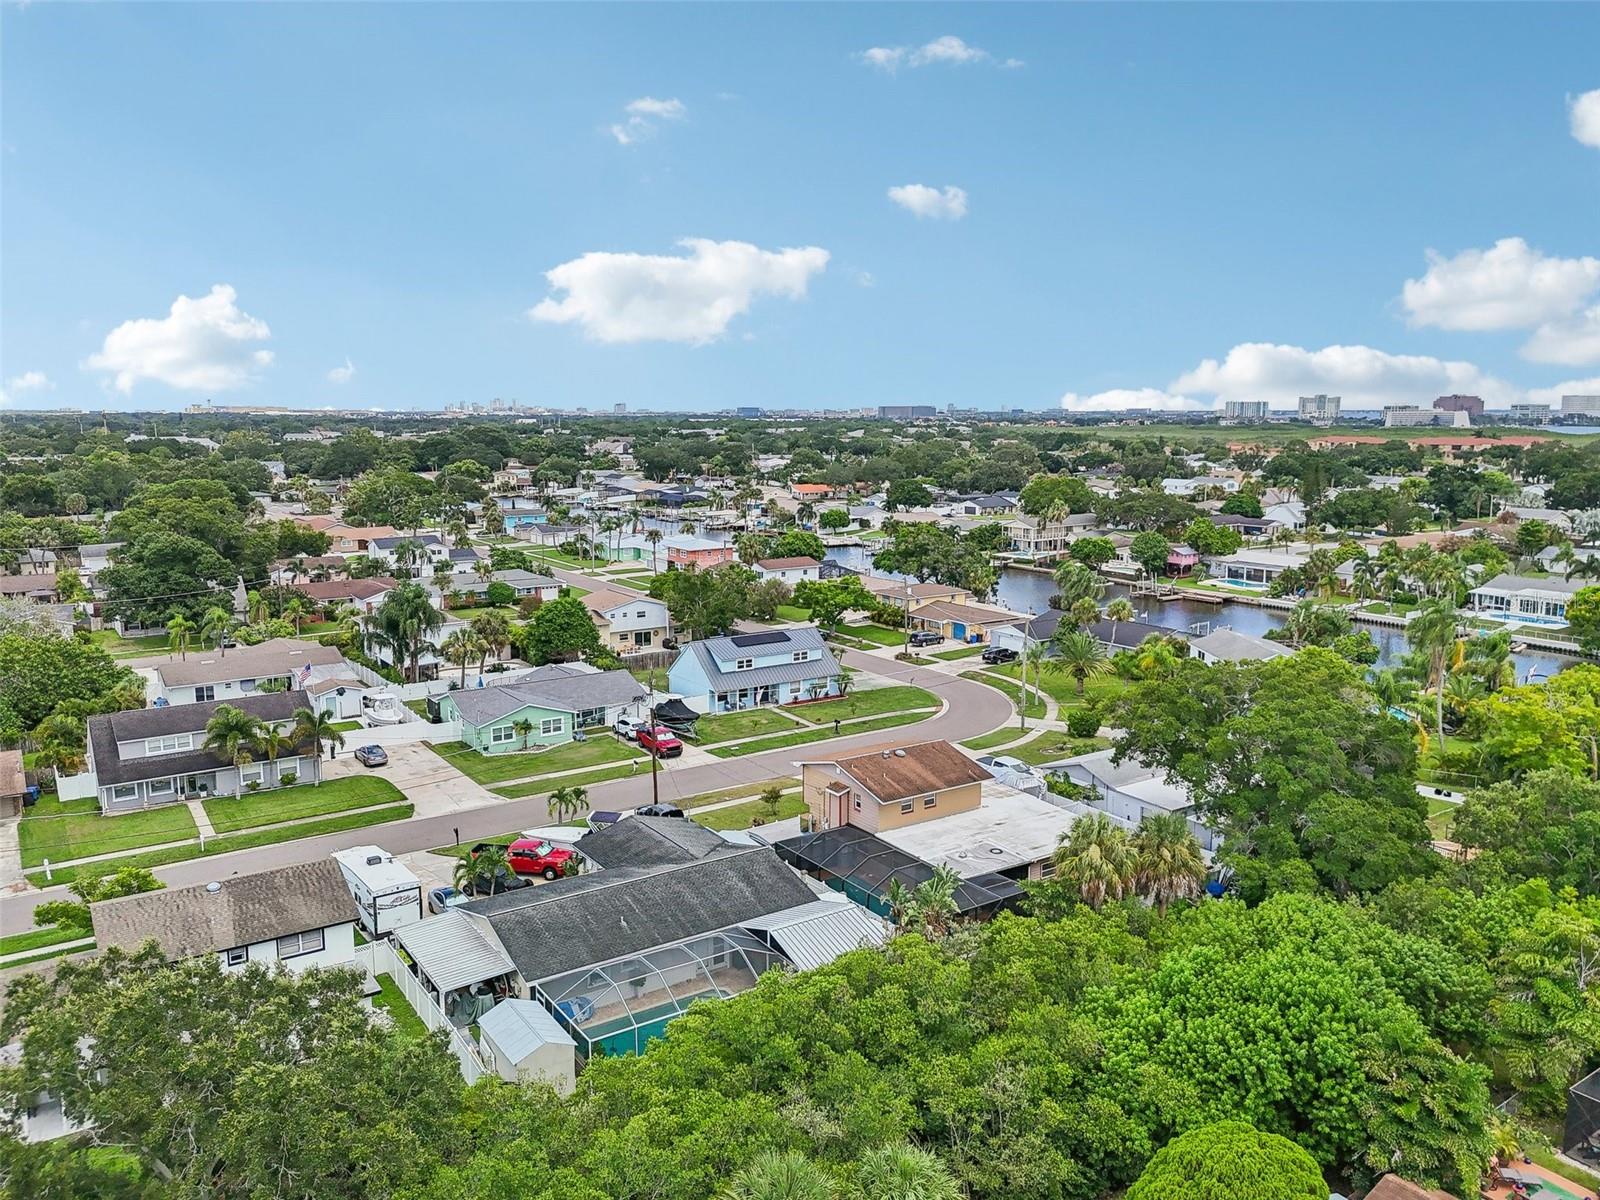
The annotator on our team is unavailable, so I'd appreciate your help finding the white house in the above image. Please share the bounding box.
[754,556,822,585]
[148,637,352,706]
[1058,749,1218,852]
[1466,573,1584,624]
[1188,627,1292,665]
[578,588,672,655]
[90,860,359,973]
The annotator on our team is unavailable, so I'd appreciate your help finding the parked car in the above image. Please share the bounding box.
[614,714,642,741]
[636,726,683,758]
[908,630,943,647]
[427,885,468,914]
[353,745,388,767]
[505,838,575,880]
[634,802,686,818]
[976,754,1036,777]
[981,646,1018,664]
[459,866,529,897]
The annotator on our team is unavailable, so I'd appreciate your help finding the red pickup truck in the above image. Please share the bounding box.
[636,726,683,758]
[505,838,575,880]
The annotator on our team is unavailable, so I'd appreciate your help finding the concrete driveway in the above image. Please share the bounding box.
[321,742,502,819]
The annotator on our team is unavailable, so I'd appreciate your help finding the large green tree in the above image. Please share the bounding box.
[518,594,602,665]
[1124,1122,1325,1200]
[0,632,138,742]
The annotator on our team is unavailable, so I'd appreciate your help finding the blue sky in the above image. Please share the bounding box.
[2,3,1598,413]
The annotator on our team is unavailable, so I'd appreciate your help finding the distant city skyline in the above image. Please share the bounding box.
[2,5,1597,413]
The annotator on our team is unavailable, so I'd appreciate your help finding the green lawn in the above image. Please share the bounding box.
[608,571,658,586]
[960,727,1026,751]
[678,776,801,809]
[959,671,1047,719]
[931,645,984,661]
[986,663,1127,710]
[692,791,807,831]
[428,736,642,785]
[490,762,641,798]
[441,604,522,621]
[86,628,172,658]
[20,796,198,868]
[331,720,364,733]
[694,708,802,743]
[203,776,407,834]
[403,698,430,718]
[1001,732,1112,767]
[774,604,813,622]
[26,804,414,886]
[0,924,92,957]
[707,712,930,758]
[1425,796,1458,839]
[841,623,907,647]
[371,974,430,1039]
[788,686,939,724]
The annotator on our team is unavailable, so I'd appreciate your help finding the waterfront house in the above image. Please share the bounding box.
[663,535,736,569]
[1189,627,1292,665]
[1466,573,1583,624]
[1058,748,1218,852]
[906,599,1022,645]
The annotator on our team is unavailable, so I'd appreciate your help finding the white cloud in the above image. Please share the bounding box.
[887,183,968,220]
[5,370,52,393]
[529,237,830,344]
[1060,388,1206,413]
[84,285,272,393]
[1170,341,1519,408]
[1570,89,1600,149]
[1522,305,1600,367]
[860,35,1019,72]
[610,96,686,145]
[327,357,356,384]
[1400,237,1600,332]
[1527,374,1600,408]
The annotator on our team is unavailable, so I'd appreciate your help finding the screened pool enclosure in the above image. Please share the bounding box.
[534,929,785,1058]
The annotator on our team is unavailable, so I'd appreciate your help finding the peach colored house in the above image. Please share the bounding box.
[664,536,737,569]
[800,740,992,834]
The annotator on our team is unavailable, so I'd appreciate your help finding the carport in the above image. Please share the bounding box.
[394,910,519,1027]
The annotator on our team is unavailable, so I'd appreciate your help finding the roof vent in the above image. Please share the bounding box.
[881,750,891,758]
[205,881,222,893]
[365,855,382,866]
[893,749,907,757]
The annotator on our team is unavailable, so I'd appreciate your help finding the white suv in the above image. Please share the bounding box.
[614,715,642,741]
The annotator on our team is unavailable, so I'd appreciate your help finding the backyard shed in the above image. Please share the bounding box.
[476,999,578,1093]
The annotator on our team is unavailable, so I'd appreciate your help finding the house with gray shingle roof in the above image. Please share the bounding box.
[437,664,647,753]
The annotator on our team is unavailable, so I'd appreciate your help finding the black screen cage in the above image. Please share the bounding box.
[1565,1065,1600,1156]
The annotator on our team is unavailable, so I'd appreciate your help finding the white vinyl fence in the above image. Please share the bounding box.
[355,939,485,1083]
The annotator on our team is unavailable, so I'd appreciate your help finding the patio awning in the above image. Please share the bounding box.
[742,899,889,971]
[395,910,516,993]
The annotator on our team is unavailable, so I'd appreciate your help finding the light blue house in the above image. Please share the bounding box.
[667,626,843,714]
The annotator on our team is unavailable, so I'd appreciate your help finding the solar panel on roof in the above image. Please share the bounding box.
[729,631,789,648]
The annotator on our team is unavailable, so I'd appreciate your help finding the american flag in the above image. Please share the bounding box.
[297,663,313,687]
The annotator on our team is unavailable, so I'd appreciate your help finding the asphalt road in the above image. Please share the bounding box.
[1,645,1012,934]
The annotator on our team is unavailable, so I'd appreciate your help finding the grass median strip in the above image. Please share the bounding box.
[24,804,414,887]
[203,776,407,834]
[21,796,198,869]
[427,737,642,785]
[0,925,90,957]
[960,727,1028,751]
[707,712,929,758]
[491,762,641,798]
[692,791,806,831]
[932,645,984,661]
[789,686,939,724]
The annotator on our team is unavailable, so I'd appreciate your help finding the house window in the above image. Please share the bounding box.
[239,679,257,693]
[276,928,325,959]
[900,799,914,814]
[145,733,194,755]
[575,707,605,729]
[636,610,647,619]
[224,947,248,967]
[1039,859,1057,880]
[111,783,138,802]
[922,794,936,809]
[240,767,264,787]
[736,658,753,671]
[852,795,862,812]
[194,685,216,702]
[540,717,563,736]
[792,650,809,662]
[489,725,517,745]
[146,778,175,797]
[632,631,652,647]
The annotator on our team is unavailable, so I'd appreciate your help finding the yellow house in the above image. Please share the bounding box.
[799,740,993,834]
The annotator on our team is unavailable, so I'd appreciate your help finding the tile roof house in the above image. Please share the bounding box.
[667,626,842,714]
[92,860,357,972]
[85,692,310,813]
[439,664,647,753]
[149,637,352,706]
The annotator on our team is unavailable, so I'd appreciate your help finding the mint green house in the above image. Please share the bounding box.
[439,665,647,753]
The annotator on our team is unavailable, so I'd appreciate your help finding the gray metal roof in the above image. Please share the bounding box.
[477,999,575,1061]
[447,667,645,725]
[394,910,516,993]
[684,627,840,692]
[1189,627,1291,662]
[466,847,816,982]
[577,816,732,870]
[742,899,889,970]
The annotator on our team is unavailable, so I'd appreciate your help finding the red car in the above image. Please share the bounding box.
[505,838,576,880]
[636,726,683,758]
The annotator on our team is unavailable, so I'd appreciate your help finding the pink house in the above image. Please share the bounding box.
[1166,545,1201,573]
[665,535,737,570]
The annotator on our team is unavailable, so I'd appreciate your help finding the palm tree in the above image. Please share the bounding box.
[282,595,310,635]
[454,844,513,897]
[366,583,444,684]
[1567,554,1600,582]
[32,735,86,783]
[1351,556,1381,605]
[1133,634,1180,680]
[1052,812,1135,910]
[678,518,698,537]
[245,589,269,624]
[906,864,962,937]
[470,612,512,675]
[166,613,196,660]
[1443,670,1486,722]
[1408,600,1460,746]
[1047,629,1110,697]
[1051,561,1101,609]
[548,784,588,825]
[852,1145,961,1200]
[884,878,915,929]
[1131,812,1206,916]
[203,704,264,798]
[440,628,483,688]
[201,605,234,657]
[257,724,292,784]
[513,718,535,749]
[291,706,345,786]
[722,1151,835,1200]
[475,557,494,586]
[1068,596,1100,629]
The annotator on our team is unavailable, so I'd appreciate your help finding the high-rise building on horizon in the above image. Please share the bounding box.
[1297,394,1340,425]
[1221,400,1269,423]
[1507,403,1552,425]
[1433,394,1484,420]
[1560,394,1600,417]
[1385,405,1469,428]
[877,405,937,420]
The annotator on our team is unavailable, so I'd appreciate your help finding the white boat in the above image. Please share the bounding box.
[362,691,407,725]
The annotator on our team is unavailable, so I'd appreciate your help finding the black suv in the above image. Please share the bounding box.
[907,630,943,647]
[981,646,1018,664]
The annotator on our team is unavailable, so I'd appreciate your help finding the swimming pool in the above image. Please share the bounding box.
[1216,577,1270,591]
[1475,611,1569,629]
